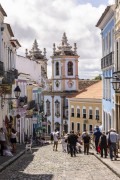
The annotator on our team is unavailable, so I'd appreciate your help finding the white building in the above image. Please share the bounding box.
[43,33,79,134]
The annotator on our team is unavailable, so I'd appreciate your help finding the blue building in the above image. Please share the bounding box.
[96,5,115,132]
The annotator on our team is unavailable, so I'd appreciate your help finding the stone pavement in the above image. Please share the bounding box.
[0,144,120,180]
[0,143,25,172]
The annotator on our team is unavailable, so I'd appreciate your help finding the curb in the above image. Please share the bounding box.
[94,153,120,178]
[0,150,25,172]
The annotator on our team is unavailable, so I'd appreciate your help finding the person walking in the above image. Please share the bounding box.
[99,131,107,158]
[68,131,78,157]
[53,129,59,151]
[0,128,6,156]
[82,132,90,155]
[108,128,118,161]
[10,128,17,153]
[93,126,102,154]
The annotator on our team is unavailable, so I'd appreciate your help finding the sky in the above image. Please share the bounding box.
[0,0,115,79]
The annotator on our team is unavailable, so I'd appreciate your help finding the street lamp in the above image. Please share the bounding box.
[1,85,21,108]
[112,78,120,91]
[14,85,21,98]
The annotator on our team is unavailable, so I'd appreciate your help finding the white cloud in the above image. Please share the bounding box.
[108,0,115,4]
[0,0,107,79]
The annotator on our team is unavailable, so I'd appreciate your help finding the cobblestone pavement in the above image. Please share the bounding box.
[0,144,119,180]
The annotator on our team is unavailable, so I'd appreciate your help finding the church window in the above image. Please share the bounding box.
[46,99,51,116]
[68,61,73,76]
[56,62,59,76]
[55,100,60,117]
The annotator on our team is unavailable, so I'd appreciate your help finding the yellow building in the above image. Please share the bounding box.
[68,81,102,134]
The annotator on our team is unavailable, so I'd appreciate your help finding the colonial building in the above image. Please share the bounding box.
[43,33,79,134]
[0,4,20,129]
[112,0,120,135]
[68,81,102,134]
[96,5,115,132]
[16,39,47,88]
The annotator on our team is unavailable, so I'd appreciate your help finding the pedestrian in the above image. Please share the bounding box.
[10,128,17,153]
[108,128,118,161]
[99,131,107,158]
[50,132,54,144]
[93,126,102,154]
[0,128,6,156]
[53,129,59,151]
[82,132,90,155]
[61,134,67,152]
[68,131,78,157]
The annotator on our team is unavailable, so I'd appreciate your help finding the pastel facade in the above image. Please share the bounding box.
[114,0,120,134]
[96,5,115,132]
[68,81,102,134]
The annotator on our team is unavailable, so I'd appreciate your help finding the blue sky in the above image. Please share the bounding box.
[77,0,110,7]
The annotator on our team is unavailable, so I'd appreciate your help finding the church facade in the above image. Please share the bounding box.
[43,33,79,134]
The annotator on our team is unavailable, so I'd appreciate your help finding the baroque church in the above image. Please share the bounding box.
[43,33,79,134]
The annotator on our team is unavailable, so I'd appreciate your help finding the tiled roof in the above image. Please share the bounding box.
[78,79,100,91]
[74,80,102,99]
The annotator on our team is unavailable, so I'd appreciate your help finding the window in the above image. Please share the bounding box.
[77,123,80,131]
[56,62,59,76]
[96,109,99,120]
[83,108,86,118]
[46,100,51,116]
[83,124,86,131]
[72,122,74,131]
[71,107,74,117]
[77,108,80,118]
[55,100,60,117]
[68,61,73,76]
[89,109,92,119]
[89,125,93,132]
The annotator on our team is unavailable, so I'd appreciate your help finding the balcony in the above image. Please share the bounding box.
[18,96,27,107]
[101,52,114,69]
[2,69,18,84]
[0,61,4,76]
[27,100,35,110]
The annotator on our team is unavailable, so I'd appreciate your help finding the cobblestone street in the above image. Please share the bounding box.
[0,144,119,180]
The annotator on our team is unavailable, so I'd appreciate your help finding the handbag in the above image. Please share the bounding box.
[97,146,101,153]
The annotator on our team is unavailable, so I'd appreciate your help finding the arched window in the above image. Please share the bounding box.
[95,108,99,120]
[56,62,59,76]
[55,100,60,117]
[46,99,51,116]
[83,107,86,118]
[89,107,93,119]
[77,107,80,118]
[68,61,73,76]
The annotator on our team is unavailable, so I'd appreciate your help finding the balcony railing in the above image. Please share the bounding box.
[101,52,114,69]
[3,69,18,84]
[0,61,4,76]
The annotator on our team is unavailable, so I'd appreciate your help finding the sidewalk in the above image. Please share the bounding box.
[0,143,25,172]
[91,148,120,178]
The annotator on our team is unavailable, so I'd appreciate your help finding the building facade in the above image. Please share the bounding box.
[96,5,115,132]
[0,4,20,130]
[43,33,79,134]
[68,81,102,134]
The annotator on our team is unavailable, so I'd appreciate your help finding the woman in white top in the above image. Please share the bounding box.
[10,128,17,153]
